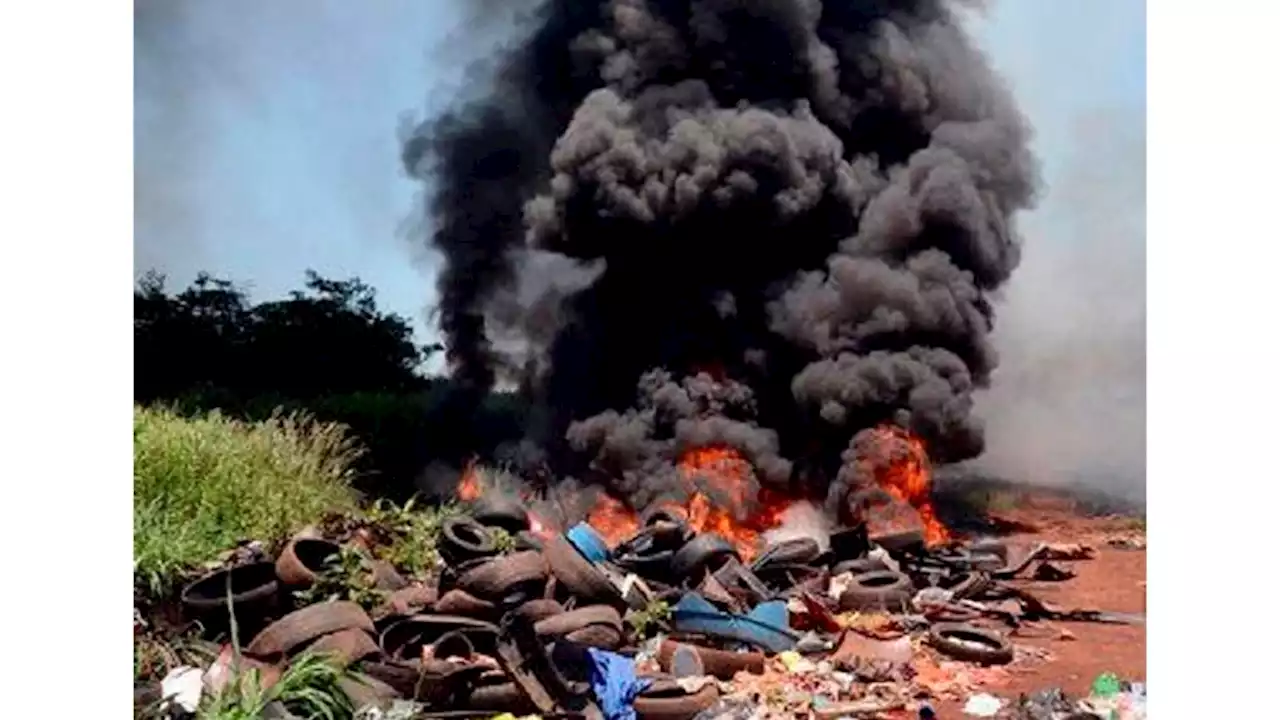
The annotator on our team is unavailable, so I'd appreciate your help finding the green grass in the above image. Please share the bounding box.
[197,652,355,720]
[134,405,363,597]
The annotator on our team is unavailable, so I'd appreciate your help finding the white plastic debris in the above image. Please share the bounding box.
[827,571,855,601]
[962,693,1004,717]
[912,587,954,611]
[868,546,899,574]
[160,666,204,713]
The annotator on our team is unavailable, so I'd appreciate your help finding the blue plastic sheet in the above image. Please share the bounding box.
[584,648,653,720]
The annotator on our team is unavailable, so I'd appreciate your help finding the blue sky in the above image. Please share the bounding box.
[134,1,1146,494]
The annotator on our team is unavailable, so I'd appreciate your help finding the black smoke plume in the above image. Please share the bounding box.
[403,0,1039,517]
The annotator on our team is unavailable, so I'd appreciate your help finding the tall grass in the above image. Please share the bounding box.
[134,406,362,597]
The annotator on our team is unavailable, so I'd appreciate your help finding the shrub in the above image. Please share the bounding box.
[133,406,362,597]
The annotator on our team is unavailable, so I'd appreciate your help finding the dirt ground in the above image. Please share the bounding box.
[929,496,1146,715]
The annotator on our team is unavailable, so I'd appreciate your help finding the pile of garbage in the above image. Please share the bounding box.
[141,499,1143,719]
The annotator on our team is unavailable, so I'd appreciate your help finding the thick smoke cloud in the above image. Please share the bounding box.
[404,0,1039,511]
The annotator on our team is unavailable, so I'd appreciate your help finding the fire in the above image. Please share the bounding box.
[859,425,950,545]
[585,494,641,546]
[584,446,793,561]
[457,459,482,502]
[455,459,554,539]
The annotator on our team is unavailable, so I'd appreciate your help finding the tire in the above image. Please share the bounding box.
[457,551,549,601]
[472,496,530,534]
[943,571,991,600]
[928,623,1014,665]
[968,538,1010,561]
[634,682,720,720]
[432,629,475,660]
[658,640,764,680]
[869,529,926,553]
[275,537,341,588]
[838,571,914,612]
[378,615,498,660]
[304,628,381,667]
[533,605,623,637]
[751,538,821,572]
[670,534,739,581]
[247,601,374,658]
[337,674,399,710]
[543,534,626,609]
[831,556,886,577]
[464,681,537,714]
[433,589,498,618]
[514,531,545,552]
[564,624,623,649]
[180,562,282,634]
[439,516,499,565]
[512,599,564,623]
[828,525,870,561]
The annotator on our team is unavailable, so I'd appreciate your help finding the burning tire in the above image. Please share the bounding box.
[670,534,739,581]
[471,496,530,534]
[838,570,914,612]
[751,537,821,572]
[928,623,1015,665]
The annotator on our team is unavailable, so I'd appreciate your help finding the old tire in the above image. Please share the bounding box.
[838,571,914,612]
[180,561,281,632]
[379,615,498,660]
[831,556,886,576]
[512,599,564,623]
[439,516,498,564]
[457,551,549,602]
[275,537,341,588]
[304,628,380,667]
[943,571,991,600]
[472,496,530,534]
[670,534,739,581]
[247,601,374,658]
[533,605,623,638]
[928,623,1014,665]
[433,589,497,618]
[634,682,720,720]
[751,538,821,572]
[870,529,926,553]
[543,534,626,609]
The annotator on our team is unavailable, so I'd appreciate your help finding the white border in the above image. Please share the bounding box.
[0,2,1273,716]
[1148,2,1278,717]
[0,0,131,713]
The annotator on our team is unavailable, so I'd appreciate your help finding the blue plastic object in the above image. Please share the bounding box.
[566,522,611,563]
[585,648,652,720]
[671,593,798,653]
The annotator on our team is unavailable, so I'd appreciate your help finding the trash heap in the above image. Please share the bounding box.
[153,498,1143,720]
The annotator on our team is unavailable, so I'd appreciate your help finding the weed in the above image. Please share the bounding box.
[490,527,517,554]
[134,406,361,598]
[294,546,388,611]
[198,652,355,720]
[365,498,460,578]
[626,599,672,638]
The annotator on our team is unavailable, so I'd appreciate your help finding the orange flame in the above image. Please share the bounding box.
[584,446,793,561]
[860,425,950,545]
[457,459,482,502]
